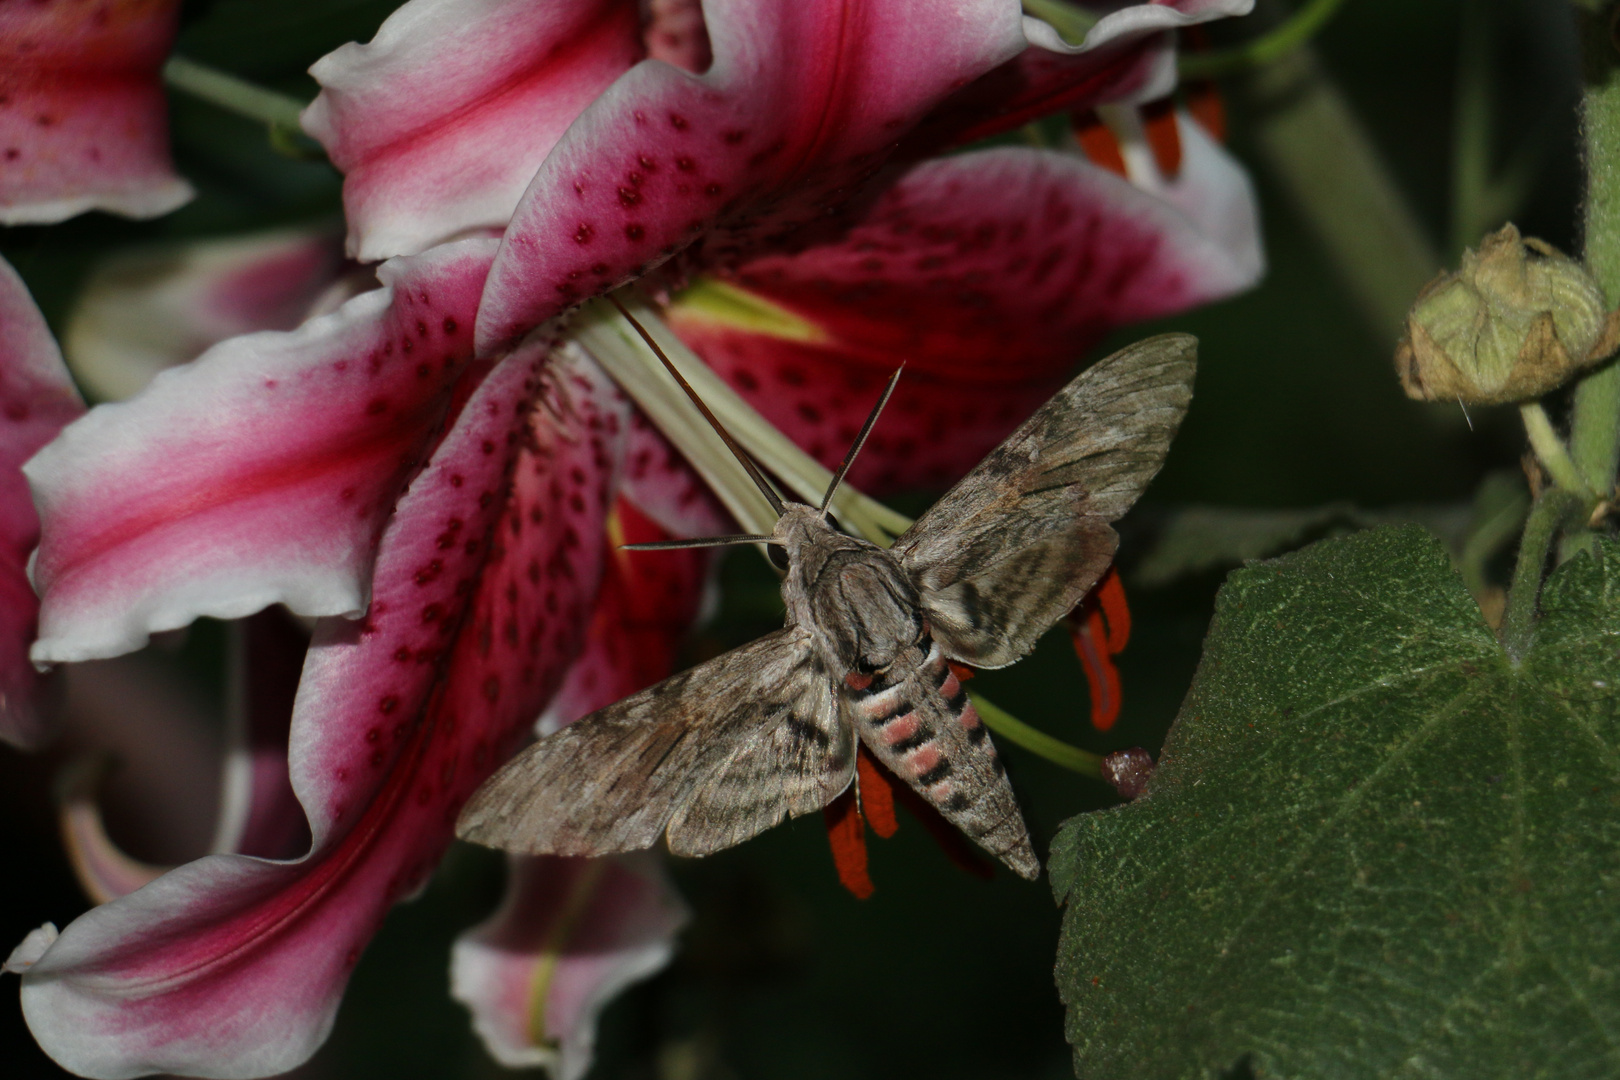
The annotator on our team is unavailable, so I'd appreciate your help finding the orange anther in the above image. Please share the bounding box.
[1095,567,1131,652]
[1184,80,1226,143]
[857,746,899,838]
[1070,567,1130,732]
[1072,110,1127,178]
[1140,99,1182,179]
[821,788,874,899]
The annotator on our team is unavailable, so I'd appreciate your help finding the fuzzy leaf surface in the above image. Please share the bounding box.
[1051,526,1620,1079]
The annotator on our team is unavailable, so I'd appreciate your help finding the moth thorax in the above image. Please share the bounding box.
[809,549,922,673]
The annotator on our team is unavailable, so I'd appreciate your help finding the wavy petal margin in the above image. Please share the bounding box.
[27,239,497,666]
[0,0,192,224]
[474,0,1029,353]
[665,136,1260,491]
[910,0,1253,152]
[304,0,645,261]
[21,347,628,1079]
[451,853,688,1077]
[1,255,84,746]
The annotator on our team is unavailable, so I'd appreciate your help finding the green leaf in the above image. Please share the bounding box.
[1051,525,1620,1079]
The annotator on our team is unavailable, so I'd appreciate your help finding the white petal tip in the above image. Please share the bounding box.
[5,924,59,975]
[0,182,196,227]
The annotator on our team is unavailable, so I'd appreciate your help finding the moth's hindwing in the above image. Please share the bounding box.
[894,333,1196,669]
[847,634,1039,880]
[456,628,852,857]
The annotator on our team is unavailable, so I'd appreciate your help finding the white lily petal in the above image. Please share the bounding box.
[4,924,59,975]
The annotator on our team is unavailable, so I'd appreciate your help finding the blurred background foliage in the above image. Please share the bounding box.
[0,0,1588,1077]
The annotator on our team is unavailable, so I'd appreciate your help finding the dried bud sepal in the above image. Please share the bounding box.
[1100,747,1155,799]
[1396,224,1620,405]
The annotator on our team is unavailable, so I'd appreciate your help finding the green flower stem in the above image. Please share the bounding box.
[1238,48,1438,339]
[1570,364,1620,498]
[969,692,1102,778]
[1520,402,1593,497]
[1178,0,1352,80]
[1562,9,1620,547]
[1457,485,1529,601]
[162,56,307,130]
[1500,487,1578,662]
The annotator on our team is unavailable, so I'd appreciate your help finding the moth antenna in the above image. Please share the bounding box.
[608,294,786,516]
[621,534,774,551]
[819,364,904,514]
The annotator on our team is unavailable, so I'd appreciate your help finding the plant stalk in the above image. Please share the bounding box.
[163,57,307,130]
[1020,0,1098,45]
[969,693,1102,777]
[1238,47,1439,340]
[1561,6,1620,548]
[1520,402,1593,496]
[1500,488,1578,661]
[1180,0,1352,80]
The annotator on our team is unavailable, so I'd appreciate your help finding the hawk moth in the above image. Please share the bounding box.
[458,330,1197,879]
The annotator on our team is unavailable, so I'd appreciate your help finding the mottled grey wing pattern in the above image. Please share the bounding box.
[456,628,852,857]
[846,633,1039,879]
[894,334,1196,669]
[665,661,849,856]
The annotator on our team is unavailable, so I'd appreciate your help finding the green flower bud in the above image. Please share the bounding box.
[1395,224,1620,405]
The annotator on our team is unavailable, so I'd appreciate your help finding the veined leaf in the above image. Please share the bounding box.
[1051,525,1620,1079]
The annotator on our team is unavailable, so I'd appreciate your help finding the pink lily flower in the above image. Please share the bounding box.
[0,0,193,224]
[1,255,84,748]
[13,0,1259,1076]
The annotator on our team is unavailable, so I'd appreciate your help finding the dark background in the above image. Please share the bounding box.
[0,1,1585,1077]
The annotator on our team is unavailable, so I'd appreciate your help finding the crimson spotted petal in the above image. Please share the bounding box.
[474,0,1030,353]
[27,240,495,666]
[665,139,1260,492]
[21,348,626,1079]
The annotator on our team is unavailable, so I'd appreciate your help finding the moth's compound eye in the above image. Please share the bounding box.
[767,543,790,571]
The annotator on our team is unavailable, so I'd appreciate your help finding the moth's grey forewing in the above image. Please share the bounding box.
[664,649,850,856]
[844,636,1040,879]
[894,333,1197,669]
[457,628,852,857]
